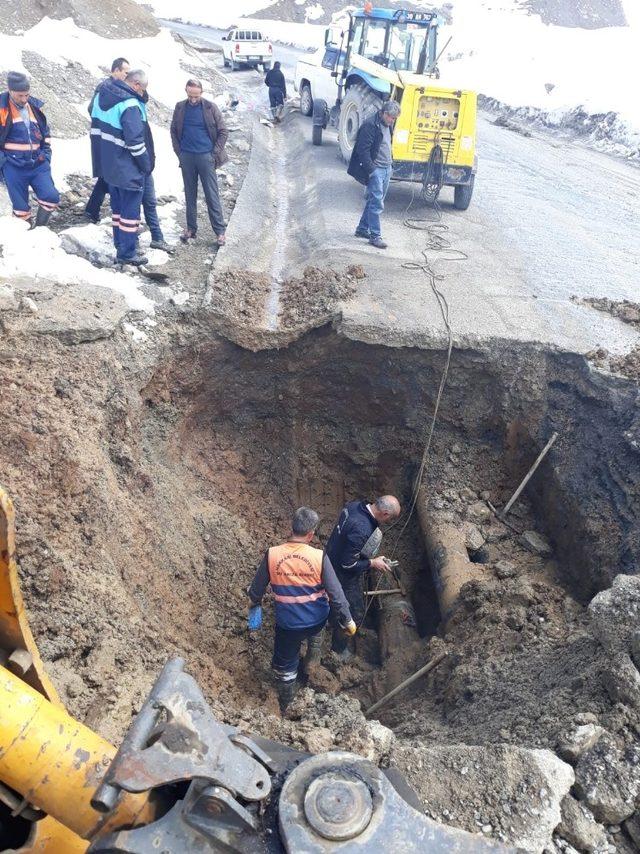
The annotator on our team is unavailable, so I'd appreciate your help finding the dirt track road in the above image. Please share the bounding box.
[168,20,640,355]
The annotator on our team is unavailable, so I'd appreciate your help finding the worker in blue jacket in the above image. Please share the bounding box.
[0,71,60,227]
[325,495,401,660]
[90,69,151,266]
[85,57,130,223]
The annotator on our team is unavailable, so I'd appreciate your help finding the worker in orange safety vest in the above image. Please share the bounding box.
[247,506,355,713]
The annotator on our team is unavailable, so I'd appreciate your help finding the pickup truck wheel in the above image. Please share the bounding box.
[338,82,382,163]
[312,124,323,146]
[453,175,475,210]
[263,62,272,71]
[300,83,313,117]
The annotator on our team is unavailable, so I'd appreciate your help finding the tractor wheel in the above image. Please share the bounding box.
[338,82,382,163]
[453,175,475,211]
[300,83,313,117]
[312,124,323,146]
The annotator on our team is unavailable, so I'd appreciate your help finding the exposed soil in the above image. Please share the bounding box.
[1,268,639,851]
[1,320,637,741]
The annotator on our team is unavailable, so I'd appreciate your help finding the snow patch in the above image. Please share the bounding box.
[0,17,206,112]
[0,218,153,313]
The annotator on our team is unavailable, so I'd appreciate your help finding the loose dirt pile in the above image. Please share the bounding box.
[278,264,362,328]
[577,297,640,327]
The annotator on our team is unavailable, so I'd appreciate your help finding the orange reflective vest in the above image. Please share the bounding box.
[267,542,329,630]
[0,97,48,165]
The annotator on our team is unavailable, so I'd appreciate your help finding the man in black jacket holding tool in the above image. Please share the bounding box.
[326,496,401,660]
[347,99,401,249]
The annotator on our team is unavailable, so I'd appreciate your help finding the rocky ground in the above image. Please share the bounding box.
[0,0,159,38]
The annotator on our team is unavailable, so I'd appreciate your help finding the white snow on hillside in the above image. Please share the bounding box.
[140,0,640,149]
[440,0,640,132]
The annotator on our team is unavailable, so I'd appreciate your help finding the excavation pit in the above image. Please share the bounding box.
[2,322,638,755]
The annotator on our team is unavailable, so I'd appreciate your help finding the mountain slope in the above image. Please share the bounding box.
[1,0,159,37]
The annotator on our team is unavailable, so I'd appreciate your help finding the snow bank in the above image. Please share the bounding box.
[1,16,206,111]
[0,218,153,312]
[439,0,640,135]
[146,0,277,29]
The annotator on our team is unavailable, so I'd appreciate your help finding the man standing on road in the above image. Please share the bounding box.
[0,71,60,228]
[90,68,151,266]
[347,100,401,250]
[170,79,228,247]
[247,507,355,714]
[85,57,130,223]
[326,495,401,660]
[264,61,286,122]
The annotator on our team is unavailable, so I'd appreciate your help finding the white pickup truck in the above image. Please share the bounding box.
[294,43,346,117]
[222,28,273,71]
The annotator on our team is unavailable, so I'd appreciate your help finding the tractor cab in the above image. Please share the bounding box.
[346,8,440,77]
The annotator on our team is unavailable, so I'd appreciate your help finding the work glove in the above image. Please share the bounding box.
[341,619,357,637]
[248,605,263,631]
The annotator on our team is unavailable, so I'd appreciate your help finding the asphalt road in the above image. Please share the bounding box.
[165,19,640,355]
[160,19,305,75]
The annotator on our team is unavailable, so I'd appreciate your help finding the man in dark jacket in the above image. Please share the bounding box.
[170,79,228,246]
[85,57,129,223]
[138,89,172,253]
[0,71,60,228]
[248,507,355,713]
[90,69,151,266]
[347,99,401,249]
[264,61,286,121]
[325,495,401,660]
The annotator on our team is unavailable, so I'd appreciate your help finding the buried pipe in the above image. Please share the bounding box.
[416,486,484,623]
[371,565,423,691]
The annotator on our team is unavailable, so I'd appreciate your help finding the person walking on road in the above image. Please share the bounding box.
[0,71,60,228]
[170,79,228,247]
[247,507,355,714]
[85,57,130,223]
[264,61,286,122]
[326,495,401,660]
[90,68,151,266]
[347,99,401,249]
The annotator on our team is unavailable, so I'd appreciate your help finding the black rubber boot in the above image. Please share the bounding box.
[304,631,323,668]
[277,679,297,715]
[32,206,52,228]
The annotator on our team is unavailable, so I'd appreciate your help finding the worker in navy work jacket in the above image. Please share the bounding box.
[90,69,151,266]
[85,57,130,224]
[247,507,355,714]
[0,71,60,227]
[326,495,401,660]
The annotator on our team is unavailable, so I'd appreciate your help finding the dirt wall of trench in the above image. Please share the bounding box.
[0,319,637,749]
